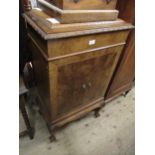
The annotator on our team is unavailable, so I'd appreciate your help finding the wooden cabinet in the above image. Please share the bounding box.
[24,9,133,140]
[105,0,135,102]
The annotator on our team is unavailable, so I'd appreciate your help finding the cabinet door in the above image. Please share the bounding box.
[50,45,124,118]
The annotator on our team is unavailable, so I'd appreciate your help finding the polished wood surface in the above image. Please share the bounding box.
[24,9,133,39]
[105,0,135,102]
[46,0,117,10]
[38,0,119,23]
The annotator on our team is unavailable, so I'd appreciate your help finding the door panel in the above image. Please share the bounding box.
[55,46,123,117]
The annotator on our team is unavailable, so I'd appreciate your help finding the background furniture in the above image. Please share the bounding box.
[19,76,34,139]
[105,0,135,102]
[23,9,133,141]
[19,0,34,74]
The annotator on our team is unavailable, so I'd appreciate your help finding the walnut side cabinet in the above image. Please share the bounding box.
[24,9,133,140]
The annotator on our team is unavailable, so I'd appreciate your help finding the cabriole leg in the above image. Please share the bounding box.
[47,125,57,142]
[123,90,131,97]
[94,108,101,118]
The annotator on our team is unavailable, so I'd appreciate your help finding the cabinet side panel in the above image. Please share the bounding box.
[106,30,135,100]
[105,0,135,101]
[116,0,135,23]
[29,40,52,123]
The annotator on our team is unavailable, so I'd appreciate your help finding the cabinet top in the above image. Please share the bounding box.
[23,9,134,40]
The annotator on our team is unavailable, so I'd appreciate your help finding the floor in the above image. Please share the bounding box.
[19,88,135,155]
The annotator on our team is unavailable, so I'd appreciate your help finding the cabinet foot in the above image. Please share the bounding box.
[123,90,130,97]
[20,95,35,140]
[49,133,56,142]
[94,108,101,118]
[47,125,57,142]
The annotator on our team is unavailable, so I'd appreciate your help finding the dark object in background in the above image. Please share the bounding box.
[22,0,32,12]
[19,0,32,74]
[19,76,34,139]
[23,61,36,88]
[19,1,35,139]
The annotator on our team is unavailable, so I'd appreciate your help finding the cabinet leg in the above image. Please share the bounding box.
[29,128,35,139]
[47,125,57,142]
[49,133,56,142]
[94,108,101,118]
[123,90,130,97]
